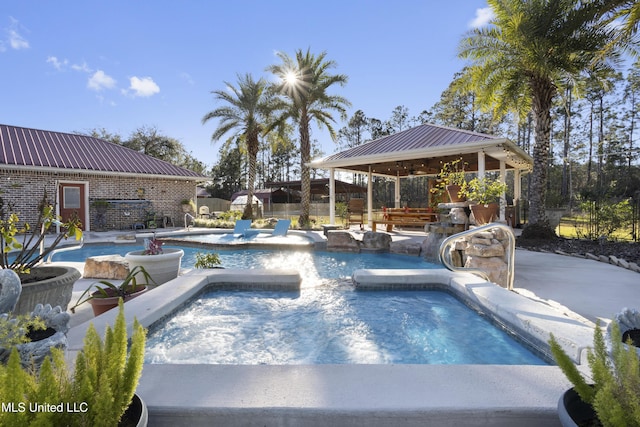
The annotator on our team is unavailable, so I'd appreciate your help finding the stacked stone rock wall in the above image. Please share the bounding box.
[449,228,510,288]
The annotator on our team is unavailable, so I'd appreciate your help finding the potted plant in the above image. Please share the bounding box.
[0,301,148,426]
[70,265,151,317]
[0,192,83,314]
[125,234,184,286]
[180,198,196,213]
[550,320,640,427]
[433,159,468,203]
[194,252,223,268]
[461,176,507,225]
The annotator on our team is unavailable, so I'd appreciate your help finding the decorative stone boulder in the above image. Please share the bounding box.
[84,255,130,279]
[451,227,511,288]
[464,256,508,286]
[361,231,392,252]
[326,231,361,253]
[391,240,422,256]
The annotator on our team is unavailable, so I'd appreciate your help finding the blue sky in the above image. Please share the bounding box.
[1,1,492,167]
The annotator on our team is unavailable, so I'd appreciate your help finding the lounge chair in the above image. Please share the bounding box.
[270,219,291,236]
[219,219,253,239]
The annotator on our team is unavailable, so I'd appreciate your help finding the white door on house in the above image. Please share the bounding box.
[58,183,86,230]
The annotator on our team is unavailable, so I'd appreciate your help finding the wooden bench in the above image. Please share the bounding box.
[372,220,431,232]
[373,209,438,232]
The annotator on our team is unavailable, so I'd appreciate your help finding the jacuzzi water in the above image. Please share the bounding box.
[145,286,547,365]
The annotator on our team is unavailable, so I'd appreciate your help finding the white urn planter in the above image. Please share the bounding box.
[125,248,184,287]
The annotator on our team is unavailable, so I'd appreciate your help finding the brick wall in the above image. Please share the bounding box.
[0,169,197,231]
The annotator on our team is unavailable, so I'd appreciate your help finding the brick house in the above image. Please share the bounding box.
[0,124,207,231]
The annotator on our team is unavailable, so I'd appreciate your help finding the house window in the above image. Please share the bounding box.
[63,187,81,209]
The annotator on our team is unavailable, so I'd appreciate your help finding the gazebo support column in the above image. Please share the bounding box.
[395,173,401,209]
[367,166,373,229]
[499,160,506,221]
[514,169,522,226]
[478,151,486,178]
[329,168,336,225]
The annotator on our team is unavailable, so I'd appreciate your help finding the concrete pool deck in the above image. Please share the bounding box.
[57,227,639,426]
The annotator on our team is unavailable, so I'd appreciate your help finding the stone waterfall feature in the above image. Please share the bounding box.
[444,228,510,288]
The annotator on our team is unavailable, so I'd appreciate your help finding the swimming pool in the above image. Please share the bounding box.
[145,287,547,365]
[173,231,313,246]
[51,244,439,280]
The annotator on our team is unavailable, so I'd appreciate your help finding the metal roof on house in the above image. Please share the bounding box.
[312,123,532,177]
[0,124,205,179]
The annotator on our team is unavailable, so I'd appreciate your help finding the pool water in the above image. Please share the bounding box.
[145,287,547,365]
[51,245,439,280]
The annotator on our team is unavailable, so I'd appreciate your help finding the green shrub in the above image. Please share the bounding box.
[550,321,640,427]
[216,210,243,221]
[576,199,633,241]
[194,252,222,268]
[0,301,146,426]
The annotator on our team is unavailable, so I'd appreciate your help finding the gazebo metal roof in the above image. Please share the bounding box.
[311,123,532,177]
[265,178,366,195]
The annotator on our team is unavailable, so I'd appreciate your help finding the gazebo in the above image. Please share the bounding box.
[310,123,533,228]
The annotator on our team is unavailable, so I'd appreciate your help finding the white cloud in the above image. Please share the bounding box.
[87,70,116,91]
[71,61,91,73]
[127,76,160,97]
[7,17,29,50]
[46,56,67,70]
[1,17,29,52]
[469,7,494,28]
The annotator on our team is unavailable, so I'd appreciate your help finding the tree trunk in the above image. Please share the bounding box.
[528,76,555,228]
[243,131,259,220]
[298,112,311,227]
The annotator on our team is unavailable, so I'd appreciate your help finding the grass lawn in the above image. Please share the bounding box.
[556,216,636,242]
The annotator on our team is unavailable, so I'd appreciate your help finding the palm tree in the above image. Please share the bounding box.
[458,0,629,234]
[202,73,270,219]
[267,48,350,227]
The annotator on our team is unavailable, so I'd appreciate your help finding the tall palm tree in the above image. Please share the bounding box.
[267,49,350,227]
[202,73,270,219]
[458,0,628,233]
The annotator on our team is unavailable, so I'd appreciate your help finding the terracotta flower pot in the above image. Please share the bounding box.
[445,184,466,203]
[470,203,499,225]
[88,285,147,316]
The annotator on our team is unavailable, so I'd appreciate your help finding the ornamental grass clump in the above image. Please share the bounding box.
[0,301,146,427]
[550,320,640,427]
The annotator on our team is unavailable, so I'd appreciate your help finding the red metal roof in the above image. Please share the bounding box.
[0,124,205,178]
[322,123,500,162]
